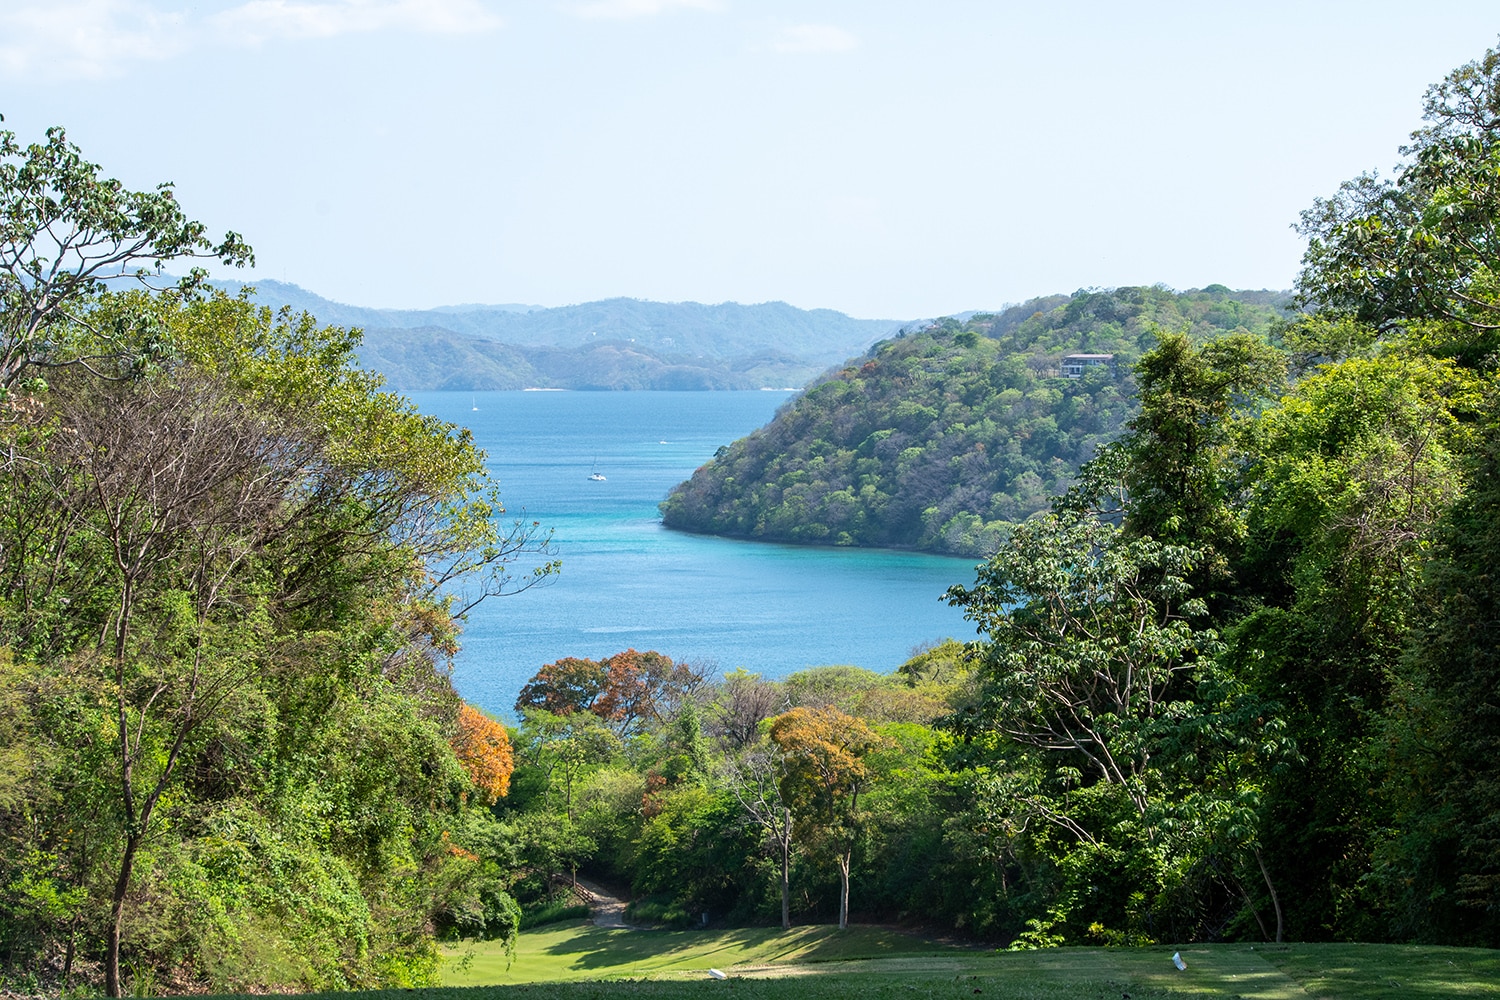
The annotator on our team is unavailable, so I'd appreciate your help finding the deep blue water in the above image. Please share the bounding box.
[406,391,982,719]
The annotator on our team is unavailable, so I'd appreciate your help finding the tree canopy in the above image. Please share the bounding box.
[0,121,252,391]
[0,122,553,995]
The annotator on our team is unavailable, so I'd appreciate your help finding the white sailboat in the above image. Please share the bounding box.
[588,456,606,482]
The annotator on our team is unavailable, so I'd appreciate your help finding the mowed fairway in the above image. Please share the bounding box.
[432,921,1500,999]
[443,922,971,986]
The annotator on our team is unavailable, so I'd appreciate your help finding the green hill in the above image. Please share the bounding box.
[659,285,1290,556]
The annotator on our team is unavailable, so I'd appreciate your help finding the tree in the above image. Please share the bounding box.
[943,500,1284,942]
[769,706,883,930]
[515,709,620,820]
[947,510,1219,827]
[33,369,324,997]
[1263,40,1500,943]
[1296,43,1500,365]
[594,649,704,739]
[514,657,608,717]
[452,705,515,804]
[1120,331,1284,556]
[0,294,555,995]
[707,669,784,750]
[1386,415,1500,942]
[515,650,702,738]
[0,120,252,391]
[1232,352,1476,939]
[718,742,796,929]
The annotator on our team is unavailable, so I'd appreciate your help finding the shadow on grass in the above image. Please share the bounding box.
[546,923,966,972]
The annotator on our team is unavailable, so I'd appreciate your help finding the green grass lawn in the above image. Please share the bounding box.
[442,921,964,986]
[422,920,1500,999]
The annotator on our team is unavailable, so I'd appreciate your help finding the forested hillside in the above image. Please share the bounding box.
[660,286,1288,555]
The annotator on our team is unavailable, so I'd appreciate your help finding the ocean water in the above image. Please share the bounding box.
[406,390,983,719]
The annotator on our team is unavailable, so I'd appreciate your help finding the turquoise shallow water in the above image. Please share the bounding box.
[407,390,982,719]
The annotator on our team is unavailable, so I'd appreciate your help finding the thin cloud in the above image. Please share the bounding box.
[215,0,503,43]
[569,0,723,21]
[0,0,501,79]
[771,23,858,55]
[0,0,190,78]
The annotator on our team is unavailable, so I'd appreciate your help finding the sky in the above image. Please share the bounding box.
[2,1,1497,321]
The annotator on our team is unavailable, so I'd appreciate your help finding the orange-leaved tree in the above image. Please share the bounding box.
[514,657,608,717]
[514,650,703,738]
[768,706,884,929]
[452,703,515,803]
[594,649,703,738]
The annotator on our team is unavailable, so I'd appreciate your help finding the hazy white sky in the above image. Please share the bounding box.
[2,1,1496,319]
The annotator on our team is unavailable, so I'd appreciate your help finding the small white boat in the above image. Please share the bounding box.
[589,472,607,482]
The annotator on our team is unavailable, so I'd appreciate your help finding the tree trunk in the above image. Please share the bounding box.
[837,851,851,930]
[1237,875,1272,942]
[1254,846,1284,943]
[779,835,791,930]
[63,917,77,989]
[104,835,140,998]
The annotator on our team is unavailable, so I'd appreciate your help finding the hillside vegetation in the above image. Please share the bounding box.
[660,286,1288,556]
[0,129,555,997]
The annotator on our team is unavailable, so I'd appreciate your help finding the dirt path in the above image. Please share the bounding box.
[572,875,633,928]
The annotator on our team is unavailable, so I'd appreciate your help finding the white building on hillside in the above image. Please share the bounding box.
[1060,353,1115,378]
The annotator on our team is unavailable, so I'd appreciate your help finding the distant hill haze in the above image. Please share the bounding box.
[214,280,901,390]
[660,285,1293,557]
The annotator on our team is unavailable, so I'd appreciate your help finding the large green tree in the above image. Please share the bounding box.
[0,120,251,392]
[1296,45,1500,367]
[0,287,553,992]
[1271,41,1500,943]
[1384,415,1500,942]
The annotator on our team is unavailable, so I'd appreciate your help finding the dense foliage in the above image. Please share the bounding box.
[488,45,1500,955]
[659,287,1287,556]
[10,42,1500,997]
[0,125,554,996]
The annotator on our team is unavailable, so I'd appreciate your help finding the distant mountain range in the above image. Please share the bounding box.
[212,280,902,390]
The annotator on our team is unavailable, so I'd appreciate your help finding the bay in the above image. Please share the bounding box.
[406,390,982,719]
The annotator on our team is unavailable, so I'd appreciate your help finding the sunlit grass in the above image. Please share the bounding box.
[442,920,961,985]
[429,921,1500,998]
[198,926,1500,999]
